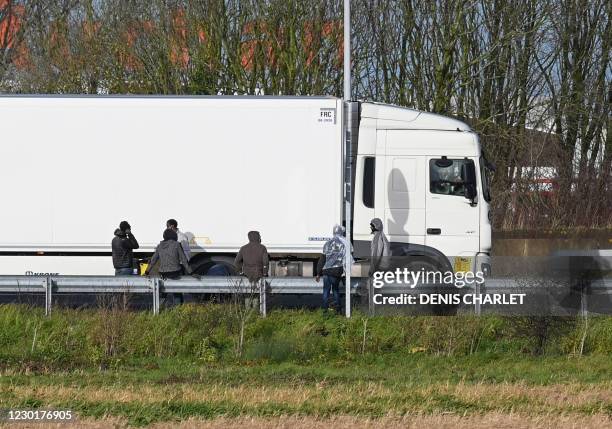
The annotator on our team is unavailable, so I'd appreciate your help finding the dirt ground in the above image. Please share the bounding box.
[3,414,611,429]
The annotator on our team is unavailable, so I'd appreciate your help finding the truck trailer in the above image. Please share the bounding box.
[0,95,493,277]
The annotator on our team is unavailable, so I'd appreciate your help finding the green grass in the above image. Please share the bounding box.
[0,304,610,426]
[2,303,611,369]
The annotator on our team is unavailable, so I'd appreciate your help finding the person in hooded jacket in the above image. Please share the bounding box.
[111,221,139,275]
[234,231,269,282]
[369,218,391,276]
[145,228,192,279]
[316,225,353,312]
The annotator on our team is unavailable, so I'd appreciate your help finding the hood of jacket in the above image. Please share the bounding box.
[157,240,175,250]
[114,228,127,238]
[370,218,384,232]
[247,231,261,243]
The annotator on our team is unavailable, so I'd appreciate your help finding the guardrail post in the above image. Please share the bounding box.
[367,279,375,316]
[151,278,160,315]
[580,280,588,318]
[259,279,267,317]
[44,277,52,316]
[474,281,482,316]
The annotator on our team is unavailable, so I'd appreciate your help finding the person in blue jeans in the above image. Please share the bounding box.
[321,274,342,312]
[315,225,353,312]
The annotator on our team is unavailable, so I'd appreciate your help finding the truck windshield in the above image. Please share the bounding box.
[480,155,493,202]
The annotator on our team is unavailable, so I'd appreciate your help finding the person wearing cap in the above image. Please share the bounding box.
[111,221,139,275]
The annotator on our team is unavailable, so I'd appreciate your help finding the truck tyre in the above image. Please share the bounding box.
[404,257,458,316]
[190,255,238,276]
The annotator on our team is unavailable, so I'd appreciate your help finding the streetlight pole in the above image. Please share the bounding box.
[343,0,352,318]
[343,0,351,100]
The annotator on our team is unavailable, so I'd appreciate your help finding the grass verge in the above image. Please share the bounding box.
[0,304,610,426]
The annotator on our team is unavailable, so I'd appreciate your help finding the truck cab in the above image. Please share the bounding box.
[352,102,493,276]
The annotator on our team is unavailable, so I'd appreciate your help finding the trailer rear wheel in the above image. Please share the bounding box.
[189,255,238,303]
[190,255,237,276]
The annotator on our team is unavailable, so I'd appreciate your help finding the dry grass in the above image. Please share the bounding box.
[150,414,612,429]
[2,414,611,429]
[4,381,611,414]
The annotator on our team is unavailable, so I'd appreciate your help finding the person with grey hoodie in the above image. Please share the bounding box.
[145,229,192,279]
[369,218,391,275]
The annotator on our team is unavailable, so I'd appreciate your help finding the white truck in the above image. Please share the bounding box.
[0,95,492,277]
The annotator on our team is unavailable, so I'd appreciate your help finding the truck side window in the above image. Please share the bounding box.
[363,157,375,208]
[430,158,470,197]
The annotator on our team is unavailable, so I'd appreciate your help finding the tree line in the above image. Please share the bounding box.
[1,0,610,231]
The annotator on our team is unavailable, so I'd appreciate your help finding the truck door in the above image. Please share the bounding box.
[383,155,426,245]
[425,157,479,263]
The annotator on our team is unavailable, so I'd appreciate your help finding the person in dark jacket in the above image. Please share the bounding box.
[315,225,349,312]
[111,221,139,275]
[234,231,269,282]
[145,229,192,279]
[369,218,391,275]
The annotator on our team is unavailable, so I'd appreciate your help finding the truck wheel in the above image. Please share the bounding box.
[190,256,238,276]
[405,258,458,316]
[189,256,238,304]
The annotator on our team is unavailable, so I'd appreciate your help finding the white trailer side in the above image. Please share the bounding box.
[0,96,343,274]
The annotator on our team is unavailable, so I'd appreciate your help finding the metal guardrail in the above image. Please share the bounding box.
[0,275,610,316]
[0,276,363,315]
[367,277,612,294]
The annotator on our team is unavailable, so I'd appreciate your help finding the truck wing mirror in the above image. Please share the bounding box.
[461,160,477,205]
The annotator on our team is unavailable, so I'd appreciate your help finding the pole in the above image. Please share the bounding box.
[343,0,351,100]
[259,279,267,318]
[343,0,352,318]
[152,277,160,315]
[44,277,52,316]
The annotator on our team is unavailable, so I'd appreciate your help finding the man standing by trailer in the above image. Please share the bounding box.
[111,221,139,275]
[369,218,390,275]
[234,231,270,314]
[234,231,269,283]
[166,219,191,260]
[316,225,352,313]
[368,218,391,314]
